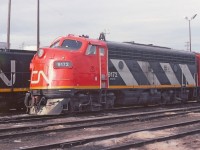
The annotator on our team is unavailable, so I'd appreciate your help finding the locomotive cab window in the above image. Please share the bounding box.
[50,40,60,48]
[61,39,82,50]
[86,45,96,55]
[100,47,105,56]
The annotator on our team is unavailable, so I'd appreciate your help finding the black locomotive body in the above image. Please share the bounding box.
[107,42,197,105]
[0,49,35,110]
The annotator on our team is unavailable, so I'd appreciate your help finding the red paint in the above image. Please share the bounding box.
[30,34,108,90]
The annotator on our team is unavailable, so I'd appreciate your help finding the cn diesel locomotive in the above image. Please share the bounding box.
[0,49,35,110]
[25,34,200,115]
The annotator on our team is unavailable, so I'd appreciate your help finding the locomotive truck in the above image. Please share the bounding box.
[25,34,200,115]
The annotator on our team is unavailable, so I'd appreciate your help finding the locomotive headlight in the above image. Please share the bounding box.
[54,61,73,69]
[37,49,44,58]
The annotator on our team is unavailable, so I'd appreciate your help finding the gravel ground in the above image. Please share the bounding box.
[140,134,200,150]
[1,108,200,149]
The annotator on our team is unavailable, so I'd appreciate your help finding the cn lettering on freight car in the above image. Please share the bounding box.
[0,60,16,86]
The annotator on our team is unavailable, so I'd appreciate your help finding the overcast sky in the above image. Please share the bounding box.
[0,0,199,52]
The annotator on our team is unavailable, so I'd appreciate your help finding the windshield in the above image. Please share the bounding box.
[61,39,82,50]
[50,40,60,48]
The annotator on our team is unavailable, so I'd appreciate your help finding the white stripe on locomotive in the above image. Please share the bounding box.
[179,64,196,85]
[137,61,160,85]
[160,63,180,85]
[110,59,138,85]
[0,60,16,86]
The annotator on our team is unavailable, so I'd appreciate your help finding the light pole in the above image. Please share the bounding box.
[37,0,40,50]
[185,14,197,52]
[7,0,11,49]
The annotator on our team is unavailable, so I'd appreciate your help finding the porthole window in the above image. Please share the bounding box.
[118,61,124,70]
[174,64,178,72]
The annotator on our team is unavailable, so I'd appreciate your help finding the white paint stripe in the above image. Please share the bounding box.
[11,60,16,85]
[179,64,196,85]
[160,63,179,85]
[110,59,138,85]
[137,61,160,85]
[0,60,16,86]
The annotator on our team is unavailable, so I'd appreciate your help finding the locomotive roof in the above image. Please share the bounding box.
[0,49,36,53]
[0,49,36,55]
[106,41,194,57]
[51,35,195,64]
[106,41,195,64]
[65,35,193,57]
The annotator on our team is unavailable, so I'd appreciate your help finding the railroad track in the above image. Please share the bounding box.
[0,101,197,124]
[0,114,67,124]
[0,104,200,149]
[1,105,200,134]
[18,119,200,150]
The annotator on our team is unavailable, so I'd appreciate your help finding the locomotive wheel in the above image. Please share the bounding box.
[104,99,114,109]
[69,101,81,112]
[196,96,200,102]
[68,102,75,113]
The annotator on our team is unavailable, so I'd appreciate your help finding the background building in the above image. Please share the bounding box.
[0,42,7,49]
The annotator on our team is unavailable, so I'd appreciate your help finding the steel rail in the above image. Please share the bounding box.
[0,108,200,140]
[0,105,200,133]
[105,129,200,150]
[18,119,200,150]
[0,102,197,124]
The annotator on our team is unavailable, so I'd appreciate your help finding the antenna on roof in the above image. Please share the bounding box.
[99,29,110,41]
[99,32,106,41]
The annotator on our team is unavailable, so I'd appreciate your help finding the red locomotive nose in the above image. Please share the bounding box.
[30,47,75,89]
[30,62,33,71]
[27,34,109,115]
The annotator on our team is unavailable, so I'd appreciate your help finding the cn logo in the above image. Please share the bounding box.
[31,70,49,84]
[0,60,16,86]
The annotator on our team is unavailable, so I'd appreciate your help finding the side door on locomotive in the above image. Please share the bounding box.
[74,41,110,110]
[76,42,108,89]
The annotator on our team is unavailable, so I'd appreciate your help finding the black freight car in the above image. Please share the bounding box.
[0,49,35,110]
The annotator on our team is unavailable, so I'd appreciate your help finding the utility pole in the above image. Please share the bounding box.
[185,42,190,51]
[37,0,40,49]
[185,14,197,52]
[7,0,11,49]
